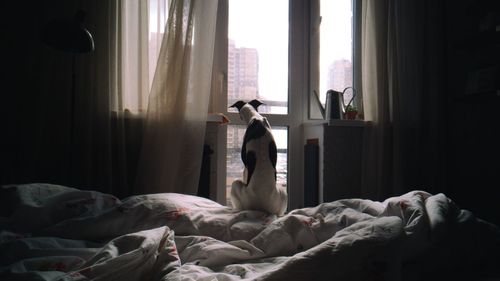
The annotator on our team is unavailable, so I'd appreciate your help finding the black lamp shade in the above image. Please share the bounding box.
[41,10,95,53]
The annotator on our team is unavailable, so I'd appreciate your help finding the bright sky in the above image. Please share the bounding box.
[319,0,353,66]
[228,0,353,102]
[229,0,289,101]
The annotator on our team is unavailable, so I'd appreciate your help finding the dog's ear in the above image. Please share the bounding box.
[249,99,264,111]
[229,100,246,111]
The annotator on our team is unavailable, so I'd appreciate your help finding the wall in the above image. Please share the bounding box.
[0,1,144,198]
[1,1,71,185]
[445,0,500,225]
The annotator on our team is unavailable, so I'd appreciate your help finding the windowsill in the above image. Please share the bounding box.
[304,119,370,127]
[207,113,230,124]
[111,109,147,117]
[111,112,230,124]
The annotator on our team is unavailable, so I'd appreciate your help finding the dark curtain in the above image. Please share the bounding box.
[360,0,447,200]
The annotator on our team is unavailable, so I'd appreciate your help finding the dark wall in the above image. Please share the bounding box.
[0,1,144,198]
[445,0,500,225]
[1,1,69,185]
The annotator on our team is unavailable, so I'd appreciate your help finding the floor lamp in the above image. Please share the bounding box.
[41,10,95,183]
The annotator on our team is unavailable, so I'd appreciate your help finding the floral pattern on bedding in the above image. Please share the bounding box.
[0,183,499,281]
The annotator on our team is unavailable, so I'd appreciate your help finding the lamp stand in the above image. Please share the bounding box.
[69,54,77,185]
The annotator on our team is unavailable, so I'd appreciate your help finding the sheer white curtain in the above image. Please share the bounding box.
[134,0,219,194]
[117,0,168,113]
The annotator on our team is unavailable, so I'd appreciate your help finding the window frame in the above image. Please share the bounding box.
[210,0,360,210]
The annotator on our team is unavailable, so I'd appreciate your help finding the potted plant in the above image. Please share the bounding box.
[344,105,358,120]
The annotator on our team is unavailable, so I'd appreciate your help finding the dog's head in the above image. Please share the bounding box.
[229,99,265,123]
[229,99,264,112]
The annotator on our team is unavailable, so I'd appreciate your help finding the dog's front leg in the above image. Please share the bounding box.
[230,179,246,210]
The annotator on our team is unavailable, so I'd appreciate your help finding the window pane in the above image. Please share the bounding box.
[319,0,354,104]
[227,0,289,114]
[226,125,288,206]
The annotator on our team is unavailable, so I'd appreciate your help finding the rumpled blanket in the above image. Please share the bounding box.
[0,183,499,281]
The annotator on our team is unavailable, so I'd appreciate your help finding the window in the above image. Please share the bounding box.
[212,0,358,209]
[227,0,289,115]
[317,0,354,104]
[120,0,357,207]
[309,0,358,120]
[224,0,290,207]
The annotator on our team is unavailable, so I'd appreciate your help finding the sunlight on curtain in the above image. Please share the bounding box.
[115,0,169,113]
[360,0,394,200]
[134,0,219,194]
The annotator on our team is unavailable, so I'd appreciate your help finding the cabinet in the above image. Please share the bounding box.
[303,120,368,204]
[201,114,228,205]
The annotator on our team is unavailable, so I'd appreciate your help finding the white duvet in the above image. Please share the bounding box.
[0,183,498,281]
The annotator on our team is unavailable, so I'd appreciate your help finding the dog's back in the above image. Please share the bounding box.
[229,100,288,216]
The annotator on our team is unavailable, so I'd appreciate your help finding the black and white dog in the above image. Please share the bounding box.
[229,100,288,216]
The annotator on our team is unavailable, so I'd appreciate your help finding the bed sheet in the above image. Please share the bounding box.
[1,183,499,281]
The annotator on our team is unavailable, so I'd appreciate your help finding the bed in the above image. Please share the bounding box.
[1,183,499,281]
